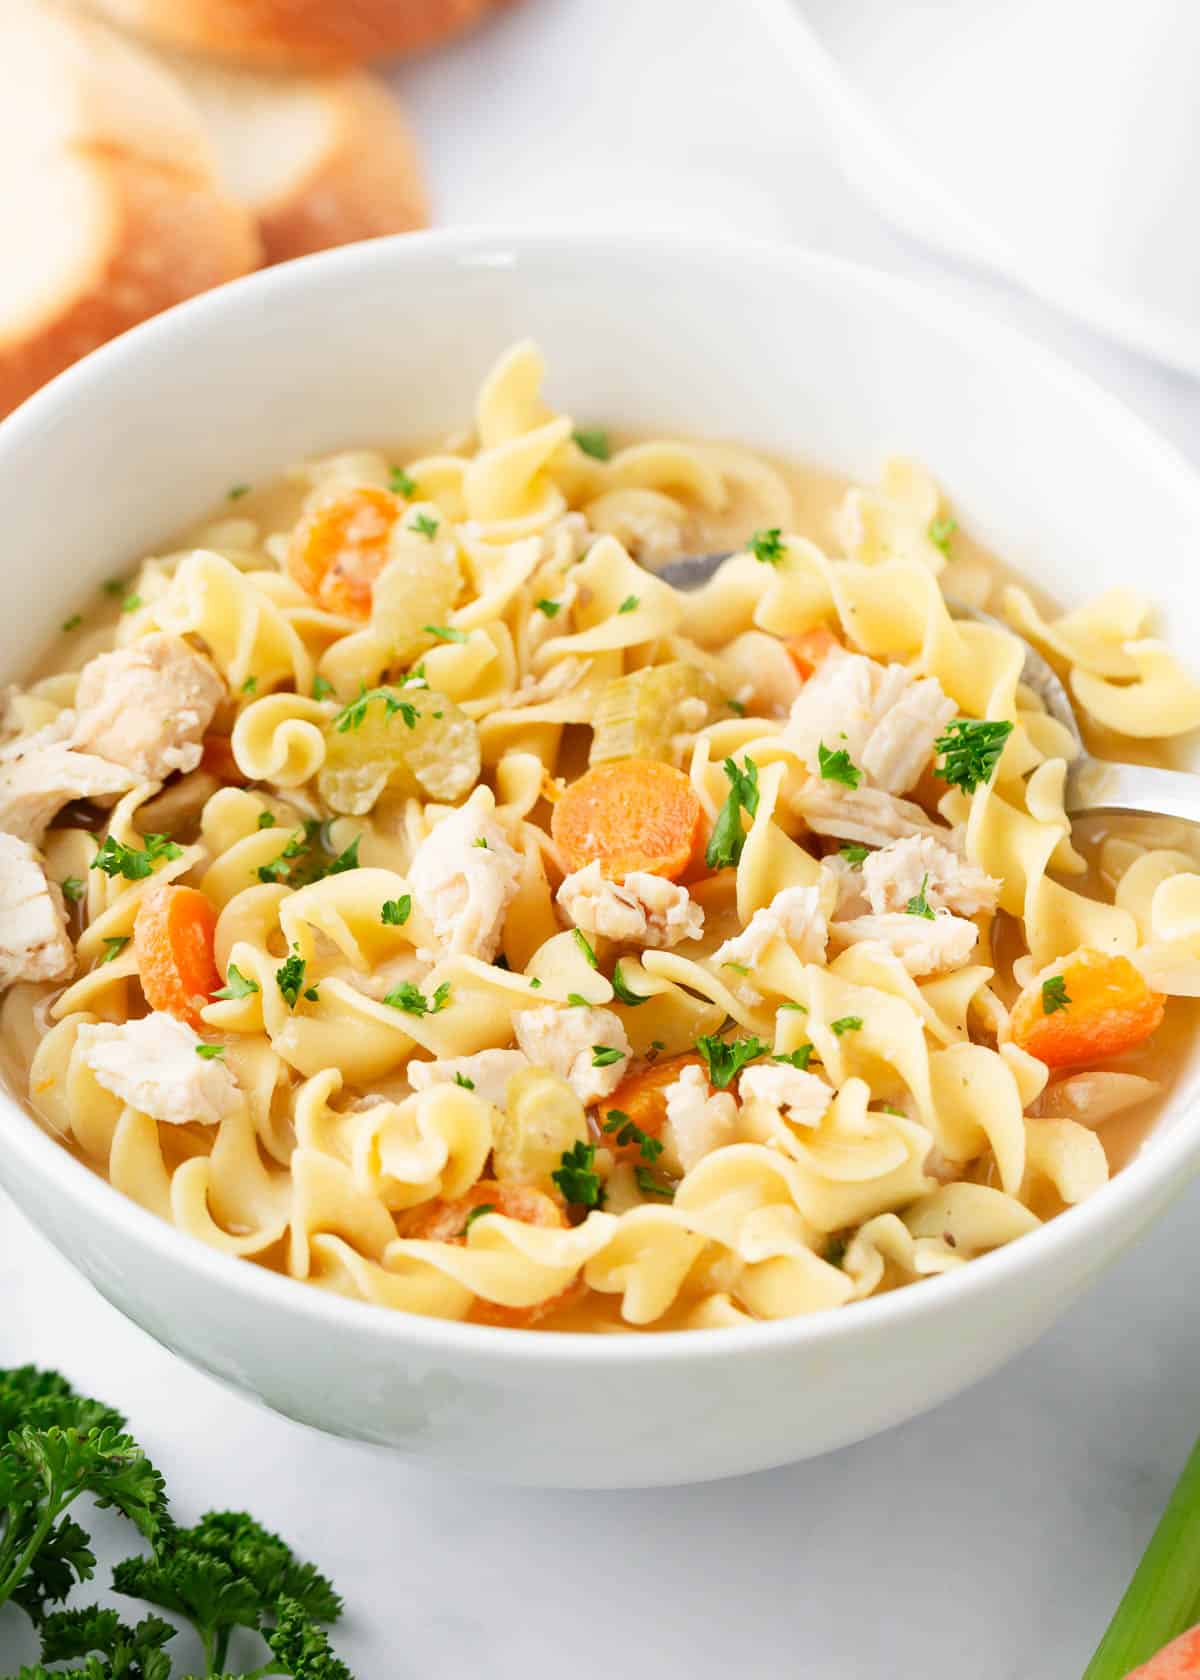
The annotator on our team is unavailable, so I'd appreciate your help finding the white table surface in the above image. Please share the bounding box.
[4,2,1200,1674]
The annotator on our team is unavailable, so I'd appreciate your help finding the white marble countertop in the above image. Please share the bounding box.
[4,2,1200,1675]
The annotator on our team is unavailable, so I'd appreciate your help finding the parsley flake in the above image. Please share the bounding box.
[99,936,129,965]
[617,594,639,615]
[411,512,439,540]
[275,948,309,1010]
[59,876,84,903]
[381,896,411,926]
[603,1109,664,1163]
[552,1141,605,1206]
[424,624,466,643]
[102,577,125,597]
[905,873,935,920]
[213,963,259,1001]
[382,980,450,1016]
[839,844,869,866]
[817,741,861,789]
[928,515,957,554]
[591,1045,625,1067]
[195,1043,225,1060]
[635,1166,675,1200]
[91,833,181,881]
[121,594,142,614]
[460,1202,495,1235]
[934,718,1014,794]
[535,598,562,617]
[572,928,598,968]
[241,675,257,695]
[1041,975,1072,1015]
[566,992,592,1008]
[831,1015,863,1036]
[61,613,82,633]
[825,1234,848,1268]
[695,1033,769,1088]
[312,674,335,701]
[774,1044,815,1070]
[611,960,648,1007]
[726,696,746,716]
[227,482,251,500]
[256,811,276,830]
[453,1072,475,1090]
[705,755,760,870]
[748,527,785,566]
[573,428,611,461]
[390,466,417,497]
[327,835,361,876]
[333,685,419,734]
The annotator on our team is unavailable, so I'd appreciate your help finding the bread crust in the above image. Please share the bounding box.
[0,152,260,418]
[84,0,501,68]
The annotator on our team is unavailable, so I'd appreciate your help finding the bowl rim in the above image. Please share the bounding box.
[3,223,1200,1365]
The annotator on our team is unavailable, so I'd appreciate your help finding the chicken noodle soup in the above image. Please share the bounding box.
[4,342,1200,1333]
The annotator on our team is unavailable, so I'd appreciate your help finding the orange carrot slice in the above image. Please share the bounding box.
[402,1180,569,1328]
[551,758,703,881]
[602,1053,709,1159]
[132,882,220,1029]
[1125,1627,1200,1678]
[286,486,401,617]
[785,624,841,679]
[1010,949,1165,1069]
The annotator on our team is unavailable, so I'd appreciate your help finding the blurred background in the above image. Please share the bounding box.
[4,2,1200,1676]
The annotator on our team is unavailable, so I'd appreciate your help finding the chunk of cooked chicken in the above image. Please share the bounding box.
[711,884,828,972]
[78,1012,241,1125]
[829,910,978,976]
[0,833,74,989]
[514,1002,631,1106]
[557,860,703,949]
[0,720,138,844]
[784,647,954,794]
[70,634,225,779]
[862,834,999,918]
[794,782,951,850]
[408,1048,530,1109]
[408,786,522,962]
[662,1062,738,1174]
[738,1062,833,1128]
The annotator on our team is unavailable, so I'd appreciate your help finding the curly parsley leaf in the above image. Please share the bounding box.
[380,896,411,926]
[904,873,935,920]
[326,836,361,877]
[748,527,784,566]
[695,1032,769,1088]
[332,686,419,735]
[212,964,259,1002]
[839,844,869,866]
[91,834,181,882]
[410,512,439,540]
[382,980,450,1016]
[534,598,561,618]
[933,717,1014,794]
[602,1109,663,1163]
[773,1044,815,1070]
[1041,975,1071,1014]
[705,755,760,871]
[389,466,417,498]
[817,741,861,789]
[551,1141,605,1207]
[928,514,957,554]
[831,1015,863,1036]
[572,428,610,461]
[275,948,309,1010]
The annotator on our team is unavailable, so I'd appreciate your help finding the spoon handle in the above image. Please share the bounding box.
[1067,754,1200,823]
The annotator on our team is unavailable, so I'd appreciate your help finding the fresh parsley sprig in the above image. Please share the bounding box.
[817,742,861,790]
[552,1142,605,1207]
[695,1033,769,1088]
[933,717,1014,794]
[705,756,760,871]
[91,834,181,882]
[331,687,419,735]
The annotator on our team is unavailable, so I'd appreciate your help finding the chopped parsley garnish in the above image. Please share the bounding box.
[275,948,309,1010]
[453,1072,475,1090]
[121,594,142,614]
[195,1043,225,1060]
[705,754,760,870]
[928,515,957,554]
[774,1044,815,1070]
[566,992,592,1008]
[241,675,257,695]
[839,844,869,866]
[411,512,439,540]
[332,684,419,734]
[552,1141,605,1206]
[256,825,325,886]
[535,598,562,617]
[825,1234,848,1268]
[695,1032,769,1088]
[327,835,361,875]
[102,577,125,597]
[779,1001,807,1011]
[424,624,466,643]
[389,466,417,497]
[460,1202,495,1235]
[617,594,639,615]
[61,613,82,633]
[1041,975,1071,1015]
[611,960,648,1006]
[573,428,611,461]
[934,717,1014,794]
[572,928,598,968]
[227,482,251,500]
[381,896,411,926]
[213,963,259,1001]
[312,674,335,701]
[59,876,84,903]
[748,527,785,566]
[817,741,861,789]
[91,832,181,881]
[725,696,746,716]
[527,976,541,988]
[382,980,450,1016]
[256,811,276,830]
[635,1167,675,1200]
[831,1015,863,1036]
[472,837,488,849]
[99,936,129,964]
[905,873,935,920]
[591,1045,625,1067]
[722,961,749,975]
[603,1109,663,1163]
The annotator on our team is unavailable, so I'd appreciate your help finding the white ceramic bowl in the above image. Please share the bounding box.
[2,230,1199,1489]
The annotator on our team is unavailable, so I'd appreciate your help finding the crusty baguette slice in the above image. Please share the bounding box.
[82,0,499,69]
[164,57,429,263]
[0,1,260,418]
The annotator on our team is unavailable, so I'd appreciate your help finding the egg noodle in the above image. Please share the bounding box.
[5,342,1200,1333]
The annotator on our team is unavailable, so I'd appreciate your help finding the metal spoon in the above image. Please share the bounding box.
[653,551,1200,823]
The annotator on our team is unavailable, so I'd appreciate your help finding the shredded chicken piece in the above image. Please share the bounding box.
[508,657,592,709]
[514,1003,631,1106]
[829,911,978,976]
[0,834,74,989]
[1035,1072,1162,1126]
[738,1062,833,1128]
[795,782,951,850]
[711,884,827,971]
[862,834,999,917]
[0,719,138,844]
[408,1049,530,1108]
[557,861,703,949]
[78,1012,241,1126]
[662,1063,738,1174]
[70,633,224,779]
[784,646,954,793]
[409,787,521,962]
